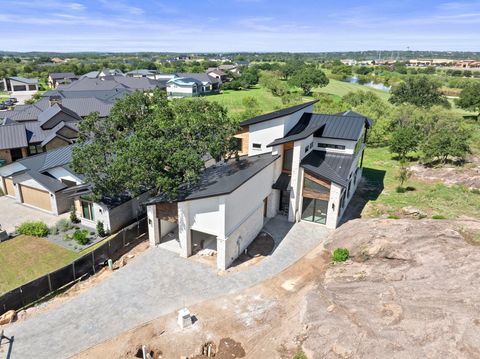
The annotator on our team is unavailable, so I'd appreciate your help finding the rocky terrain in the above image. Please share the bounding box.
[74,217,480,358]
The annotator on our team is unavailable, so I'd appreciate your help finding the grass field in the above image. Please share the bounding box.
[314,78,391,101]
[0,235,79,294]
[207,85,285,116]
[361,147,480,220]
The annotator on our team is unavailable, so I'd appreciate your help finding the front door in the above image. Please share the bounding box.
[279,190,290,216]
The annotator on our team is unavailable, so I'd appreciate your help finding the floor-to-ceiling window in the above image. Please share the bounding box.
[301,173,330,225]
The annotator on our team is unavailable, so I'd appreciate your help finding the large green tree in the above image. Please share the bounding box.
[289,68,329,95]
[457,82,480,119]
[72,90,239,199]
[389,76,450,108]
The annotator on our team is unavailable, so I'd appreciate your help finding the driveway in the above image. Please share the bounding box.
[1,216,330,359]
[0,196,68,233]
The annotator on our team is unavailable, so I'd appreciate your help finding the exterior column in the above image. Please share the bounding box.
[147,205,160,246]
[178,202,192,258]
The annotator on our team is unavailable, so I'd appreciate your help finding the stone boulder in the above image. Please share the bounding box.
[401,206,427,219]
[0,310,16,325]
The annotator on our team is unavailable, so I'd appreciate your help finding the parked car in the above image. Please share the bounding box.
[0,103,7,110]
[8,97,17,103]
[3,100,14,106]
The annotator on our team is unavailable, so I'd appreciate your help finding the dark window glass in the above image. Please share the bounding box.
[304,178,329,194]
[283,148,293,171]
[252,143,261,149]
[317,143,346,150]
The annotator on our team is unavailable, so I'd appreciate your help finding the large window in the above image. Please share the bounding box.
[304,178,329,194]
[301,198,328,224]
[318,143,346,150]
[28,144,43,155]
[81,201,95,221]
[283,148,293,172]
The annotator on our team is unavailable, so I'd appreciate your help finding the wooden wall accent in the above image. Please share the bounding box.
[156,202,178,222]
[303,172,331,201]
[234,126,249,156]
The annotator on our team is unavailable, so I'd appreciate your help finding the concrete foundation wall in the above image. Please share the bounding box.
[217,204,264,270]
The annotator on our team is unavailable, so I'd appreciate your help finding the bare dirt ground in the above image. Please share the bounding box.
[75,218,480,359]
[410,156,480,189]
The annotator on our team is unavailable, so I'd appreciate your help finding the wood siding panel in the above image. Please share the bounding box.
[20,185,52,211]
[234,126,249,156]
[156,203,178,222]
[303,172,331,201]
[304,172,331,189]
[4,178,15,196]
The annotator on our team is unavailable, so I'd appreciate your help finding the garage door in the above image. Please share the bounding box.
[20,185,52,211]
[4,178,15,197]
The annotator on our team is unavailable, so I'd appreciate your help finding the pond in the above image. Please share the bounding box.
[345,76,391,92]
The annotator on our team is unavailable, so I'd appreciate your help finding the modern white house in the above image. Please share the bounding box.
[146,101,371,270]
[0,145,150,233]
[166,73,221,98]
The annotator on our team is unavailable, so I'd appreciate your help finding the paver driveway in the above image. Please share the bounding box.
[0,196,68,233]
[2,216,329,359]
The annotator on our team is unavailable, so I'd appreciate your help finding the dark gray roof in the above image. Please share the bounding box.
[38,104,82,129]
[337,110,373,127]
[0,122,28,150]
[126,69,157,76]
[240,100,318,127]
[272,173,291,191]
[300,151,355,187]
[8,76,38,85]
[49,72,77,80]
[42,88,132,102]
[177,73,220,84]
[146,153,279,204]
[268,112,371,147]
[10,145,74,174]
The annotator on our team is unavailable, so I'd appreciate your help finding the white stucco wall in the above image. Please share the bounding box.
[247,104,314,156]
[217,205,264,270]
[187,196,223,236]
[224,161,275,235]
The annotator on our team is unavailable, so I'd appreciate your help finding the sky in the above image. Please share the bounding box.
[0,0,479,52]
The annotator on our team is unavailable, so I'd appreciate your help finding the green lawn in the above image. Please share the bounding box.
[361,147,480,220]
[314,78,391,101]
[207,85,285,116]
[0,235,79,294]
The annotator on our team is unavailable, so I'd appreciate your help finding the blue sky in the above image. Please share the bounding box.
[0,0,479,52]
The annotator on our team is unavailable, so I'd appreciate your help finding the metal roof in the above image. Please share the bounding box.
[8,76,38,85]
[146,153,279,204]
[14,170,67,193]
[300,151,355,187]
[240,100,318,127]
[272,173,291,191]
[0,122,28,150]
[49,72,77,80]
[268,112,371,147]
[176,73,220,84]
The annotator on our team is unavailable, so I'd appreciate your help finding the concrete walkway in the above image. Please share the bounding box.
[1,216,329,359]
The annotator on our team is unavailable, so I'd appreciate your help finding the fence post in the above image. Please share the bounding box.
[47,273,52,292]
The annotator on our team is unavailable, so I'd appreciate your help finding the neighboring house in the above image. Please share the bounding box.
[146,101,371,270]
[166,73,221,98]
[218,64,241,75]
[79,69,125,79]
[48,72,78,88]
[0,145,150,233]
[206,68,228,82]
[0,96,111,164]
[235,60,250,67]
[2,77,38,94]
[126,69,159,79]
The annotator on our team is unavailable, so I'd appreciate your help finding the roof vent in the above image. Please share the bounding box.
[49,95,62,107]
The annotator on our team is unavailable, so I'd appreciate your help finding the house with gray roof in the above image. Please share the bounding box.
[145,102,371,270]
[0,145,151,233]
[166,73,221,98]
[2,76,39,94]
[48,72,78,88]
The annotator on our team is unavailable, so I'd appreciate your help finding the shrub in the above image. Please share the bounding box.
[332,248,349,262]
[73,229,89,245]
[56,218,73,232]
[64,233,73,241]
[70,205,80,224]
[395,186,406,193]
[387,215,400,219]
[50,226,59,235]
[16,221,49,237]
[293,352,308,359]
[432,214,447,219]
[96,221,106,237]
